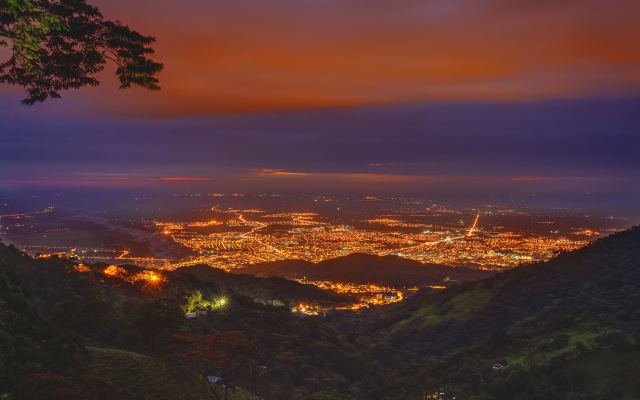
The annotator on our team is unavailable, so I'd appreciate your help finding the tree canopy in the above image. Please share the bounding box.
[0,0,163,105]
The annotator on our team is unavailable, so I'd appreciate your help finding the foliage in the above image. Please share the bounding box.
[334,226,640,358]
[183,290,204,314]
[0,254,90,391]
[2,226,640,399]
[119,298,186,353]
[177,265,358,308]
[87,347,213,400]
[173,332,258,400]
[49,295,116,343]
[0,0,163,104]
[12,373,123,400]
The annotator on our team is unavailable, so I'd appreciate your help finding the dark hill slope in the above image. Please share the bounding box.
[175,264,358,306]
[0,242,376,399]
[0,239,357,310]
[236,253,494,288]
[333,226,640,356]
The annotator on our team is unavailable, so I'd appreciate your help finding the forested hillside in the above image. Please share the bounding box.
[325,226,640,399]
[176,264,358,307]
[1,226,639,399]
[0,241,373,400]
[332,225,640,355]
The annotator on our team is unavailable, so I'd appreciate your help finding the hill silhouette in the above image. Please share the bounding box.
[175,264,358,306]
[235,253,494,288]
[330,226,640,357]
[2,226,640,400]
[316,226,640,399]
[0,241,372,399]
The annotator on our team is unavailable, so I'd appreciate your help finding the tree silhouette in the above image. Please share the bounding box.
[173,331,258,400]
[126,298,184,353]
[0,0,163,105]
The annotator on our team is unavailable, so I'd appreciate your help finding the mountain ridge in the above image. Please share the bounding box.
[234,253,494,288]
[329,225,640,357]
[175,263,358,306]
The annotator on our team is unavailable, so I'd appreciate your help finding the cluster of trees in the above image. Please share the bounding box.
[173,331,258,400]
[4,0,640,396]
[320,227,640,399]
[331,226,640,358]
[2,224,640,399]
[0,241,377,399]
[176,264,358,308]
[320,312,640,400]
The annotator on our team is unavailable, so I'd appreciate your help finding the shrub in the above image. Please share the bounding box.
[612,333,633,352]
[551,334,570,350]
[573,341,590,357]
[568,365,587,383]
[545,315,575,331]
[549,369,568,387]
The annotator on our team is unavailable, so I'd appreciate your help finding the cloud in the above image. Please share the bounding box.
[369,162,442,167]
[513,176,627,181]
[159,178,211,181]
[1,97,638,193]
[2,0,639,117]
[513,176,570,181]
[252,169,310,176]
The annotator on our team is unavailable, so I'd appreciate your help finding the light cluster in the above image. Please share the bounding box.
[295,279,404,309]
[103,264,162,283]
[157,208,588,272]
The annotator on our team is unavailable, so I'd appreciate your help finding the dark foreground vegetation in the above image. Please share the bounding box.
[1,226,640,399]
[176,264,358,308]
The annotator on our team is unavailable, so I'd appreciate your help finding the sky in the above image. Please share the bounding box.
[1,0,639,194]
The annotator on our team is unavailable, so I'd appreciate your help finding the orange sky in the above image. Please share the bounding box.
[2,0,638,117]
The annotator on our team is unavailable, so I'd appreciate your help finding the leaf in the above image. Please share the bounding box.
[0,0,162,104]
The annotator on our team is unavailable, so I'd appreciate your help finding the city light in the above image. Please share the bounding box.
[159,207,588,271]
[5,199,602,304]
